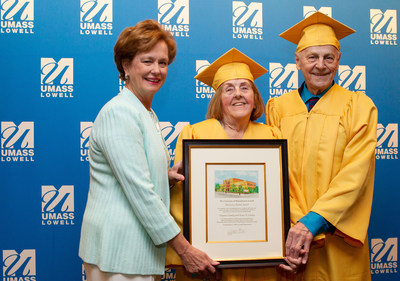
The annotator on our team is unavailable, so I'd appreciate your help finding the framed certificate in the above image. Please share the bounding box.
[183,139,290,268]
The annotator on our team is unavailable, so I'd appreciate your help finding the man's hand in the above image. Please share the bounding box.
[279,222,313,273]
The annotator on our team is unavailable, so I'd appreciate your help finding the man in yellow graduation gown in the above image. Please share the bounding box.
[266,12,377,281]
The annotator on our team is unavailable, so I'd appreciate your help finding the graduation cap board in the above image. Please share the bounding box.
[279,11,356,52]
[194,48,268,90]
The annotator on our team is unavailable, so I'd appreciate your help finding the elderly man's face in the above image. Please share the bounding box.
[295,45,341,95]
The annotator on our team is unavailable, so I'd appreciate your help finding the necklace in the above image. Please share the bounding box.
[149,110,171,167]
[220,120,247,139]
[221,121,240,132]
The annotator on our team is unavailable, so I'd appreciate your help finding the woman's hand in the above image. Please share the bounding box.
[168,160,185,187]
[168,233,220,279]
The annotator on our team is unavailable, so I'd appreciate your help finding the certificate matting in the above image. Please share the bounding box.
[206,163,268,243]
[183,139,290,268]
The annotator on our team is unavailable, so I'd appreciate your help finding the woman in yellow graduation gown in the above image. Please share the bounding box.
[166,48,282,281]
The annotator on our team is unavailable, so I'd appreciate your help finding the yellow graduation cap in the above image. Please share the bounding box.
[280,11,355,53]
[194,48,268,90]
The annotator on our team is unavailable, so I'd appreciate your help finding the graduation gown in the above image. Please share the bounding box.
[165,118,282,281]
[266,83,377,281]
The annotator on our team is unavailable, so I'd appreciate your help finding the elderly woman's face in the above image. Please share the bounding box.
[220,79,254,123]
[123,40,169,99]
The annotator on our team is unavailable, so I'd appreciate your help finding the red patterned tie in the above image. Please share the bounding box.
[308,97,319,111]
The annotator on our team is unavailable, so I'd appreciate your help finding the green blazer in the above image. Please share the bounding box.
[79,88,180,275]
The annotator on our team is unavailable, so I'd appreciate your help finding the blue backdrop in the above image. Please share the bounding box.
[0,1,398,280]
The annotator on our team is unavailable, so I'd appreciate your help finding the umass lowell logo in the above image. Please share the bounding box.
[2,249,36,281]
[80,122,93,162]
[41,185,75,226]
[158,0,189,37]
[370,9,397,46]
[268,63,298,99]
[41,58,74,98]
[119,78,125,92]
[303,6,332,18]
[376,123,398,160]
[370,237,398,274]
[1,121,34,162]
[160,121,189,165]
[338,65,366,93]
[0,0,34,34]
[232,1,263,40]
[161,268,176,281]
[195,60,214,99]
[80,0,113,35]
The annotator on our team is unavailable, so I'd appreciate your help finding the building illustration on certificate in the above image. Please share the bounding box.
[214,170,259,195]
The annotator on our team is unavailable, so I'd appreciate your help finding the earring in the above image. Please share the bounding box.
[125,74,129,80]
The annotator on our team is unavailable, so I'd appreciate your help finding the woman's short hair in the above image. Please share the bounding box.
[114,19,177,81]
[206,80,265,122]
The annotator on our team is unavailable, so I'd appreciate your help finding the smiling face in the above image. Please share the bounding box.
[295,45,341,95]
[220,79,255,124]
[123,40,169,109]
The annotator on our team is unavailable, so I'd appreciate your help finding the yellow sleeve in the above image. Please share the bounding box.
[265,98,281,128]
[270,125,283,139]
[311,93,377,246]
[266,98,307,225]
[173,124,195,165]
[166,124,194,266]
